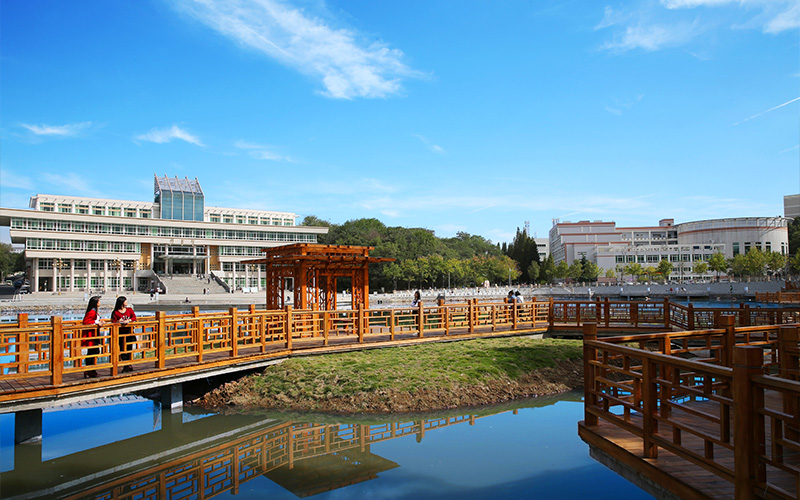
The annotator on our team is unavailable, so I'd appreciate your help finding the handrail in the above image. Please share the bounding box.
[582,321,800,499]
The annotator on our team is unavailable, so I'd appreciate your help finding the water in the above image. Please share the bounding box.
[0,391,652,499]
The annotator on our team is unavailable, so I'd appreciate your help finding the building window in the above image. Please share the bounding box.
[140,209,151,219]
[616,256,624,263]
[58,204,72,213]
[733,242,740,256]
[92,206,105,215]
[744,242,751,254]
[223,215,234,224]
[39,259,54,270]
[74,259,87,270]
[236,216,246,224]
[125,209,137,218]
[40,202,55,212]
[108,207,121,217]
[76,205,89,214]
[210,214,220,223]
[248,217,258,225]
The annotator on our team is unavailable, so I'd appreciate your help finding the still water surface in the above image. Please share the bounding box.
[1,391,652,499]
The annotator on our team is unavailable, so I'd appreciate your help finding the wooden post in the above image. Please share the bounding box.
[389,309,395,340]
[688,303,695,331]
[583,322,598,426]
[192,306,200,316]
[663,298,670,329]
[720,315,736,368]
[604,297,610,329]
[156,311,166,370]
[779,325,800,444]
[642,356,658,458]
[197,316,205,362]
[512,301,518,331]
[733,346,763,500]
[631,301,639,327]
[110,323,119,376]
[358,306,365,343]
[229,307,239,358]
[468,299,475,334]
[18,313,29,374]
[323,310,330,346]
[548,298,555,329]
[285,305,293,350]
[444,304,450,335]
[417,302,424,338]
[51,316,63,386]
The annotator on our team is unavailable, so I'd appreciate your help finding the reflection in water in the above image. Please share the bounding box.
[1,392,652,499]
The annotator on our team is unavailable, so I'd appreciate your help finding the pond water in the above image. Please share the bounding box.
[0,391,652,499]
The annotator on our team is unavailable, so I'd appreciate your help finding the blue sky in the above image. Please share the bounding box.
[1,0,798,245]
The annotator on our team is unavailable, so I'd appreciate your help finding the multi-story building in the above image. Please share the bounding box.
[550,217,789,282]
[785,194,800,220]
[0,175,328,293]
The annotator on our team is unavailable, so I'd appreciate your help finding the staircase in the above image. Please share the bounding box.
[158,276,228,295]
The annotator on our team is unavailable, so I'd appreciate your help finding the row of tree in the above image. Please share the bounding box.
[0,243,25,282]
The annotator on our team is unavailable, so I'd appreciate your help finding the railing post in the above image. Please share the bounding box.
[604,297,610,329]
[779,325,800,444]
[512,301,518,331]
[285,305,293,350]
[229,307,239,358]
[663,297,670,329]
[642,356,658,458]
[50,316,63,386]
[733,346,763,500]
[583,322,598,426]
[688,303,695,330]
[389,309,395,340]
[719,315,736,368]
[548,298,554,329]
[358,306,366,343]
[630,301,639,327]
[468,299,475,334]
[417,302,424,338]
[444,304,450,335]
[156,311,166,370]
[18,313,29,374]
[110,323,119,376]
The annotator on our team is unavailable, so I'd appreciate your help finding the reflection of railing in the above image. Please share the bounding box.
[63,413,498,500]
[2,299,798,398]
[580,319,800,499]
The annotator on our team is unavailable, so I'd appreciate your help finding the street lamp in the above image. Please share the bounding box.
[112,258,123,292]
[53,258,67,294]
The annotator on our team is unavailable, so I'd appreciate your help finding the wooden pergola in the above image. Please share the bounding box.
[243,244,394,311]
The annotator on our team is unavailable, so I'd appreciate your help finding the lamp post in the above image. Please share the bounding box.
[53,258,67,294]
[247,264,257,290]
[112,258,122,292]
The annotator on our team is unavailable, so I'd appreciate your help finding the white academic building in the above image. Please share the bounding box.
[0,175,329,294]
[549,217,790,282]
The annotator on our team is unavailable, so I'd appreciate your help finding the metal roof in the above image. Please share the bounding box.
[154,175,204,195]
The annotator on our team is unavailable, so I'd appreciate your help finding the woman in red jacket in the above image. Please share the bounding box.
[81,296,103,378]
[112,296,137,372]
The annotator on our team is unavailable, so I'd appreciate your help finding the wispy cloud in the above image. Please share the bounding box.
[597,1,798,53]
[20,121,92,137]
[733,96,800,126]
[413,134,445,154]
[234,140,293,162]
[41,173,98,196]
[134,125,204,146]
[172,0,421,99]
[604,94,644,115]
[0,169,34,190]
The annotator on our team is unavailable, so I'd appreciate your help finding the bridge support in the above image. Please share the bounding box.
[161,383,183,412]
[14,409,42,444]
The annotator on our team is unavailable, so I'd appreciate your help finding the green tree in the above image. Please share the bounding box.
[656,260,673,282]
[567,261,583,281]
[539,255,556,284]
[526,261,540,283]
[789,251,800,277]
[554,261,569,280]
[625,263,644,282]
[743,248,767,279]
[729,254,747,279]
[707,251,728,281]
[644,266,657,282]
[765,251,786,279]
[580,258,600,283]
[504,228,541,283]
[789,217,800,255]
[0,243,24,281]
[300,215,331,227]
[692,262,708,277]
[604,268,616,279]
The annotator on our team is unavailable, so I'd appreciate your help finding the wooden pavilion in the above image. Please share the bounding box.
[243,243,393,311]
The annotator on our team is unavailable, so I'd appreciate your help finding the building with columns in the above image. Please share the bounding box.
[0,175,328,294]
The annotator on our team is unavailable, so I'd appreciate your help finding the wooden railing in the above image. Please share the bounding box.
[582,320,800,499]
[1,298,798,394]
[756,291,800,304]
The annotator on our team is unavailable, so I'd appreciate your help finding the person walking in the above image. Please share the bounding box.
[111,296,137,373]
[81,296,103,378]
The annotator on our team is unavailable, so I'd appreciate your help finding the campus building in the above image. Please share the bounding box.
[785,194,800,220]
[549,216,790,282]
[0,175,328,293]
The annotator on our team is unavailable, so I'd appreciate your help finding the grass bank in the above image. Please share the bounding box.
[197,337,585,414]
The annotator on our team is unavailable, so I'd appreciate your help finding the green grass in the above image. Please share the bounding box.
[243,337,583,400]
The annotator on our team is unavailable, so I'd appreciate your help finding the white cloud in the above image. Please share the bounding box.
[134,125,204,146]
[234,139,293,162]
[599,20,700,52]
[0,169,34,190]
[21,121,92,136]
[40,173,99,196]
[172,0,420,99]
[414,134,445,154]
[733,96,800,126]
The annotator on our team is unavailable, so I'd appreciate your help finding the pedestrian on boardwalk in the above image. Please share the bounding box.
[412,290,421,307]
[81,296,103,378]
[111,296,137,373]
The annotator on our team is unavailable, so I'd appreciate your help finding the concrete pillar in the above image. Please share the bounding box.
[15,409,42,444]
[161,383,183,412]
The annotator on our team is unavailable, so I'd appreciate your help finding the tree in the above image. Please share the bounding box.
[504,228,541,283]
[644,266,657,282]
[554,261,569,280]
[539,255,556,284]
[729,254,747,279]
[567,261,583,281]
[300,215,331,227]
[580,259,600,283]
[765,251,786,280]
[692,262,708,277]
[789,217,800,255]
[526,261,540,283]
[656,260,673,282]
[789,251,800,277]
[707,251,727,281]
[604,268,616,279]
[743,248,767,280]
[625,263,644,282]
[0,243,24,281]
